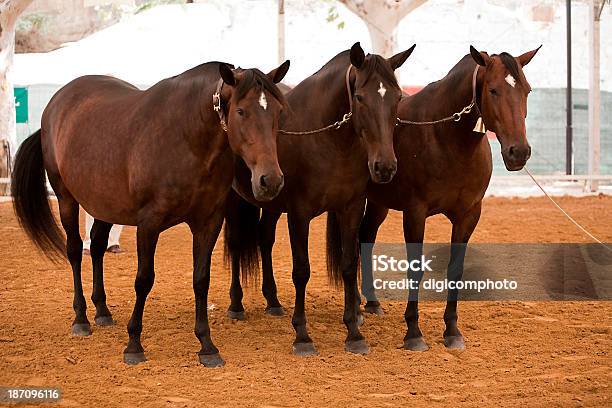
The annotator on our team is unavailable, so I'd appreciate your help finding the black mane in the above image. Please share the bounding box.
[360,54,400,88]
[312,49,399,89]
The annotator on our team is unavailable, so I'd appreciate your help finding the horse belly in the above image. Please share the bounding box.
[59,157,137,225]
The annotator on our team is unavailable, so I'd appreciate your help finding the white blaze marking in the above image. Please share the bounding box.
[378,82,387,99]
[259,91,268,110]
[505,74,516,88]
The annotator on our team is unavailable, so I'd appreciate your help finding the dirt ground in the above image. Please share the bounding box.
[0,196,611,407]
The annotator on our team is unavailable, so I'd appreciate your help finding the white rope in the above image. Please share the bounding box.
[524,166,612,253]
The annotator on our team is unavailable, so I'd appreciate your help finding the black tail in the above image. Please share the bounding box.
[11,130,65,261]
[326,211,344,287]
[223,191,261,285]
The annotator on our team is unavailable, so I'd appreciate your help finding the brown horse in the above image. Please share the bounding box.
[11,60,290,367]
[225,42,415,356]
[358,45,541,351]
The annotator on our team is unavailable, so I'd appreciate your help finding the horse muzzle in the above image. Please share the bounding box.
[370,159,398,184]
[252,171,284,201]
[502,144,531,171]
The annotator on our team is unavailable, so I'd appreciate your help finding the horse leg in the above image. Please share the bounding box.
[89,219,114,326]
[287,212,316,356]
[359,201,389,315]
[57,197,90,336]
[227,250,245,320]
[123,224,160,365]
[337,202,368,354]
[402,208,428,351]
[225,191,259,320]
[259,210,283,315]
[444,202,482,350]
[191,211,225,367]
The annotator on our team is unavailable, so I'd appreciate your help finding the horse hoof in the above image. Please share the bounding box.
[94,315,115,326]
[292,342,318,356]
[265,306,285,317]
[71,323,92,337]
[198,353,225,368]
[357,313,365,326]
[345,339,369,355]
[403,337,429,352]
[226,310,245,321]
[444,335,466,350]
[123,352,147,365]
[364,302,384,316]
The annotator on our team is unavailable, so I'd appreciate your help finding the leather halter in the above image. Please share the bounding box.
[212,79,228,132]
[471,65,481,115]
[215,66,355,136]
[345,65,353,112]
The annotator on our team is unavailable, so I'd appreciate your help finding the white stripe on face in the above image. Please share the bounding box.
[259,91,268,110]
[378,82,387,99]
[505,74,516,88]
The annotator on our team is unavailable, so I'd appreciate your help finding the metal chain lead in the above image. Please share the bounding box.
[278,65,354,135]
[396,101,475,126]
[278,112,352,135]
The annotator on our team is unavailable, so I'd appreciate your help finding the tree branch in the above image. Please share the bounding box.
[0,0,34,28]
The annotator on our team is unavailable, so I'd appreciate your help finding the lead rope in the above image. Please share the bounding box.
[524,166,612,253]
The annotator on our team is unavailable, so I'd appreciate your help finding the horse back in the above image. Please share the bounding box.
[40,75,175,224]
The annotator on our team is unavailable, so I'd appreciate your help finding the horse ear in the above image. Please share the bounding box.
[517,45,542,67]
[388,44,416,70]
[219,63,236,86]
[268,60,290,84]
[470,45,490,67]
[350,42,365,69]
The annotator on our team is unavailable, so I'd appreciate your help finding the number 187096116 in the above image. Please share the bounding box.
[0,387,61,403]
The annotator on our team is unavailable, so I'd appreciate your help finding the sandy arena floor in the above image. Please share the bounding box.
[0,196,611,407]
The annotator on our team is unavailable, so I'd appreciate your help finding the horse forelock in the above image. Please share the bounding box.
[358,54,399,89]
[493,52,529,90]
[314,50,398,90]
[234,69,288,108]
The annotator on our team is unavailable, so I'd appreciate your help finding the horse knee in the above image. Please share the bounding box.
[90,241,106,259]
[193,274,209,295]
[291,266,310,286]
[134,271,155,295]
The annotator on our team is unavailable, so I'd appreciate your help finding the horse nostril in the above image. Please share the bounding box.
[508,146,517,159]
[260,175,268,188]
[374,162,381,173]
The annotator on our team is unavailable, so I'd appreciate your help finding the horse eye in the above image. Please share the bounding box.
[355,94,363,103]
[236,108,245,116]
[489,89,498,96]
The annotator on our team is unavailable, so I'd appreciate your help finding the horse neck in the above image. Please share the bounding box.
[168,77,229,157]
[286,63,357,147]
[420,61,485,148]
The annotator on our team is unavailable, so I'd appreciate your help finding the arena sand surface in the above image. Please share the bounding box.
[0,196,611,407]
